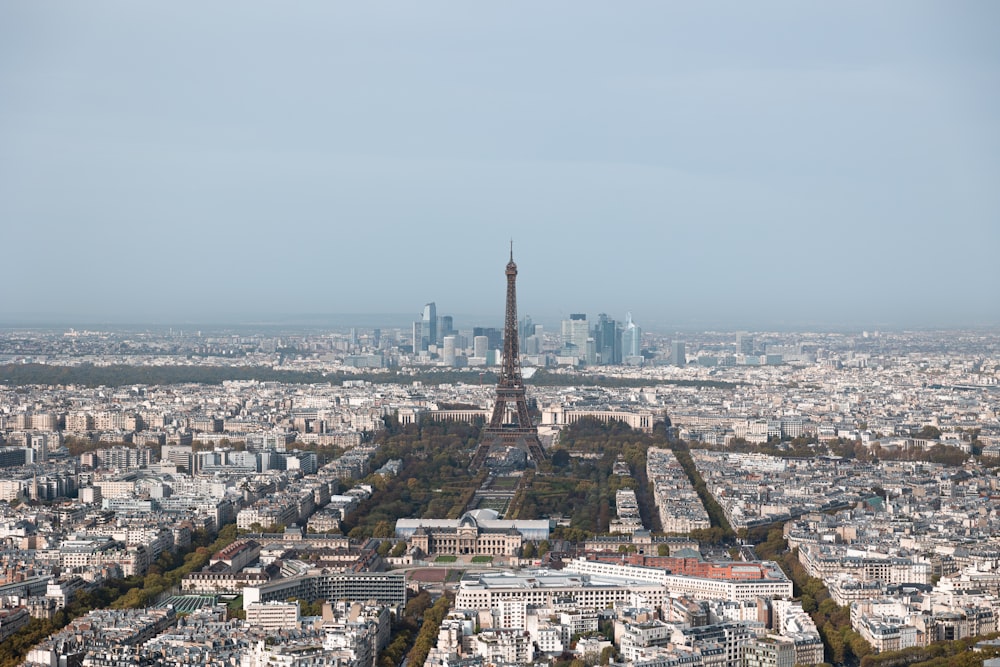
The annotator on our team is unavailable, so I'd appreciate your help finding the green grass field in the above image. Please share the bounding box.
[490,476,521,490]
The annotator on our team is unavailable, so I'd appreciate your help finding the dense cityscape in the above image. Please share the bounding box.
[1,279,998,667]
[5,2,996,666]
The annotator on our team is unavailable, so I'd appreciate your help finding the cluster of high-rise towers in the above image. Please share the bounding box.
[411,302,451,354]
[413,305,646,368]
[551,311,643,365]
[410,303,504,367]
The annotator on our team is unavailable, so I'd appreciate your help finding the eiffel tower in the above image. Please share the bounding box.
[470,245,546,470]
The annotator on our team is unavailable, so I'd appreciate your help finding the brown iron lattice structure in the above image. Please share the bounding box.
[470,246,546,470]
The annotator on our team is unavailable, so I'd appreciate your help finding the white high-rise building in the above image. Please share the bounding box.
[561,314,589,358]
[412,321,423,353]
[474,335,489,358]
[443,336,457,366]
[622,312,642,359]
[672,341,686,367]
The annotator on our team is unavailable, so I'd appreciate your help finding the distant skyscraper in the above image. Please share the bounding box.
[412,320,423,353]
[737,333,754,356]
[594,313,619,365]
[372,328,381,348]
[422,302,437,350]
[474,335,489,359]
[561,314,589,358]
[524,334,541,355]
[520,315,533,353]
[530,325,543,353]
[473,327,503,350]
[438,315,454,345]
[672,341,686,367]
[622,312,642,359]
[442,336,457,366]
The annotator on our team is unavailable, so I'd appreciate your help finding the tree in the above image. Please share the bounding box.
[551,449,571,467]
[597,500,611,532]
[373,521,394,538]
[405,593,453,667]
[917,425,942,440]
[823,621,846,664]
[847,630,872,661]
[404,590,432,621]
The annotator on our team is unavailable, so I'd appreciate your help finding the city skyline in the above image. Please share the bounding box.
[2,3,998,329]
[2,308,999,336]
[2,321,997,665]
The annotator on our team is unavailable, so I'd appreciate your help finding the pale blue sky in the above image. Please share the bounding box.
[1,2,998,330]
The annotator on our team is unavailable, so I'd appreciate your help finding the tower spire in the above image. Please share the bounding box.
[471,247,546,470]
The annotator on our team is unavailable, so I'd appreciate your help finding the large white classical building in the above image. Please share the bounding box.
[395,509,549,557]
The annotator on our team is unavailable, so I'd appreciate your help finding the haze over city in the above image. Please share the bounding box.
[2,7,1000,661]
[2,3,998,329]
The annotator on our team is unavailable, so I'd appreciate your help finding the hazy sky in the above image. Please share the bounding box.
[2,2,998,330]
